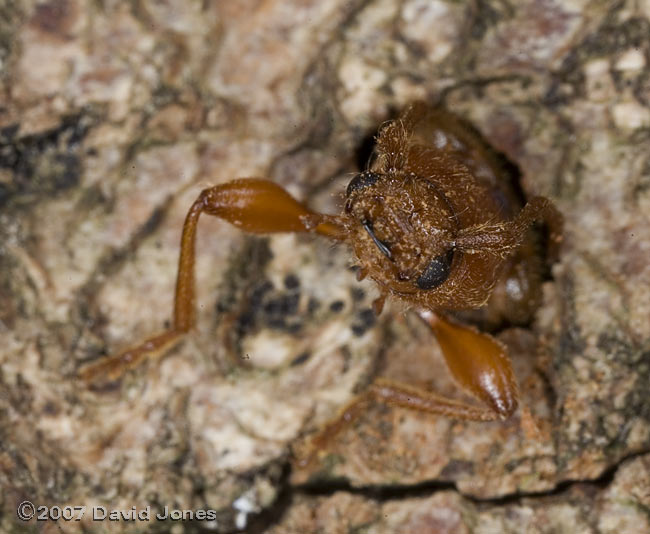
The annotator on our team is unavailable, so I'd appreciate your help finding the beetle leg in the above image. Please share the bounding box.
[79,179,347,383]
[368,310,519,424]
[362,310,521,422]
[455,196,563,260]
[294,309,519,469]
[414,309,519,419]
[293,392,374,469]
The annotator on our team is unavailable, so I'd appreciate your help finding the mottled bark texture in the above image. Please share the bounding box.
[1,0,649,533]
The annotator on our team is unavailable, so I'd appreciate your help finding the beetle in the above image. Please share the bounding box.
[79,102,562,465]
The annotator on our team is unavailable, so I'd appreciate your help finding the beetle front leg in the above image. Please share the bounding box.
[455,196,563,260]
[294,310,519,469]
[79,179,346,383]
[377,310,518,420]
[377,311,544,439]
[422,310,519,418]
[368,311,520,431]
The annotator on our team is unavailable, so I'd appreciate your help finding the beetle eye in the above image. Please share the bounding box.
[416,249,454,290]
[346,171,380,197]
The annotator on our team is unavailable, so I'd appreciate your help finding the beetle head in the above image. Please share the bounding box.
[344,171,458,294]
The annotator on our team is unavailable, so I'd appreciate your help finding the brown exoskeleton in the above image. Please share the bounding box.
[80,103,562,465]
